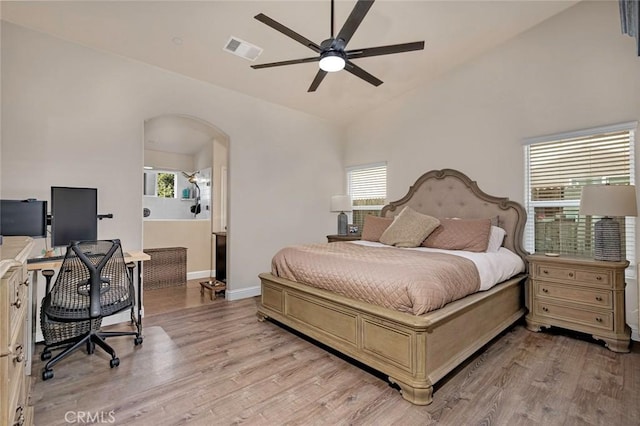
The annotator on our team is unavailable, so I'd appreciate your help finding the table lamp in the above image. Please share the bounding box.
[330,195,352,235]
[579,184,637,261]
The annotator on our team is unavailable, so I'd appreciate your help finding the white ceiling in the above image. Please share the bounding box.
[1,1,578,126]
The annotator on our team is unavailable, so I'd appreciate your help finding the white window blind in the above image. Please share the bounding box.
[523,122,636,273]
[347,162,387,229]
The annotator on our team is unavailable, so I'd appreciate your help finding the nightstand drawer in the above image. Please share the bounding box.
[536,264,576,281]
[535,264,611,288]
[534,301,613,331]
[534,281,612,309]
[574,270,610,287]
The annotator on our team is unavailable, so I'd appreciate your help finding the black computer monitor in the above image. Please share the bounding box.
[0,199,48,238]
[51,187,98,247]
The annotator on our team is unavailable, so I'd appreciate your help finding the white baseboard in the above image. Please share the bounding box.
[187,270,213,280]
[226,285,261,301]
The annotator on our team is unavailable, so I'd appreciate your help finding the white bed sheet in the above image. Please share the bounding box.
[351,240,525,291]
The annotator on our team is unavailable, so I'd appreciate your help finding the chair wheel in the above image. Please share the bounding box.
[134,336,143,346]
[110,358,120,368]
[40,350,52,361]
[42,370,54,380]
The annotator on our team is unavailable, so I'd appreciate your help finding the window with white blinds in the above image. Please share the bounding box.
[347,162,387,230]
[523,122,636,270]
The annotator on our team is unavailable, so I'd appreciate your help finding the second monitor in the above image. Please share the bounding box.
[51,186,98,247]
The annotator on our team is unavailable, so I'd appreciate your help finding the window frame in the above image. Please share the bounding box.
[346,162,387,229]
[143,169,178,199]
[523,121,636,276]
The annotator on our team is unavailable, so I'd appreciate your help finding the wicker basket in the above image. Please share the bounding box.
[143,247,187,289]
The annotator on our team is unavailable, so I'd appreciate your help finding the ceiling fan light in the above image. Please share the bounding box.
[319,51,345,72]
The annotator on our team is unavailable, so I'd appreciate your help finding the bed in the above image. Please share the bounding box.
[257,168,528,405]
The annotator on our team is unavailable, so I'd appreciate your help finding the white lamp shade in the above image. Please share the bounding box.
[330,195,352,212]
[579,185,638,217]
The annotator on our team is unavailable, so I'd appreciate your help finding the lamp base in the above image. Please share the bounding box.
[337,212,348,235]
[594,217,622,261]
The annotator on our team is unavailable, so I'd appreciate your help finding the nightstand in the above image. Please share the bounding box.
[326,234,361,243]
[525,254,630,352]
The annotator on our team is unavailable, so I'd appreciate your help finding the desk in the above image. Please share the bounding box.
[26,250,150,375]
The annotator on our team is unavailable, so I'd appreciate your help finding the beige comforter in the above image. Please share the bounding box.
[271,242,481,315]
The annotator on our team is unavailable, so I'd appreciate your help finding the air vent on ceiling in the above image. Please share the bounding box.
[223,36,263,62]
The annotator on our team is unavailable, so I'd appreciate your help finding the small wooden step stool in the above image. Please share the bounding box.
[199,280,226,300]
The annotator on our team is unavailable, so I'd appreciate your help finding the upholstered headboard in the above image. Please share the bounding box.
[380,169,528,260]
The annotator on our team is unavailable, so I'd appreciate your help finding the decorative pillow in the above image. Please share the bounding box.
[486,226,507,252]
[361,215,393,242]
[379,207,440,248]
[422,218,492,252]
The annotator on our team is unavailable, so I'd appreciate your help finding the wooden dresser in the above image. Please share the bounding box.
[525,254,630,353]
[1,236,34,425]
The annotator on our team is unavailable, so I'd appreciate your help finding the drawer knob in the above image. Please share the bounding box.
[596,317,603,323]
[542,288,549,293]
[14,405,24,426]
[568,272,574,278]
[14,345,24,363]
[596,276,602,281]
[12,298,22,309]
[595,296,603,302]
[542,306,549,312]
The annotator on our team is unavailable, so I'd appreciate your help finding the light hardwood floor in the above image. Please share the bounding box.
[30,281,640,425]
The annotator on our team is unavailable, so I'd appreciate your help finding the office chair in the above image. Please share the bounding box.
[40,239,143,380]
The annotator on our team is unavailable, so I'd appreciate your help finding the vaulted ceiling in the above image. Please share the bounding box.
[1,1,578,125]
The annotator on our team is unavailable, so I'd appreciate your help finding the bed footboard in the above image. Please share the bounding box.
[257,272,526,405]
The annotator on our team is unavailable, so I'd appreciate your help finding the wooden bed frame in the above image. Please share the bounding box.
[257,169,528,405]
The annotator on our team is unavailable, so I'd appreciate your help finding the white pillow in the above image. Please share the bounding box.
[486,226,506,252]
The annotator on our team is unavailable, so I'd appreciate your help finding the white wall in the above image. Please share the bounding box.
[1,21,344,300]
[345,1,640,337]
[144,149,195,173]
[143,220,212,277]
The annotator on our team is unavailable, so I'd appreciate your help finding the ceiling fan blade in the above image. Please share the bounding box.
[335,0,375,47]
[346,41,425,60]
[344,61,383,87]
[308,70,328,92]
[255,13,322,53]
[252,57,320,69]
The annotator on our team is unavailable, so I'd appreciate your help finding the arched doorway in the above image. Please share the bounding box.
[142,114,229,290]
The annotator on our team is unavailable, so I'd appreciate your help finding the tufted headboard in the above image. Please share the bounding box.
[380,169,528,260]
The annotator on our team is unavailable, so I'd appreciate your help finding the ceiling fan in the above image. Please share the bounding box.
[251,0,425,92]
